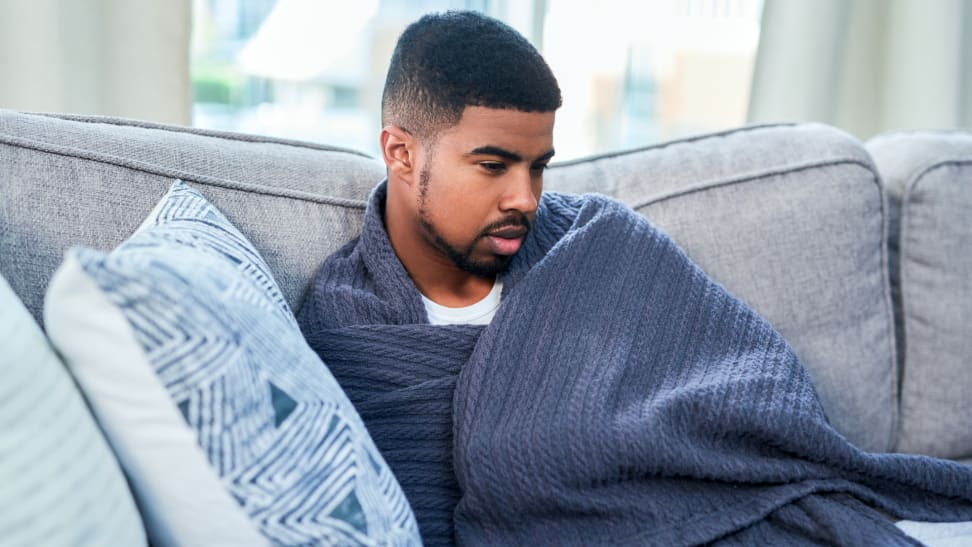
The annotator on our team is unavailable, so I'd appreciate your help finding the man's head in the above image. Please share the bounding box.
[380,11,560,290]
[381,10,562,143]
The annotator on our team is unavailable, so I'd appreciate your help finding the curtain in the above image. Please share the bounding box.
[748,0,972,138]
[0,0,191,124]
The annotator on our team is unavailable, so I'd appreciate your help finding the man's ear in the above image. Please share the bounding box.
[380,125,416,185]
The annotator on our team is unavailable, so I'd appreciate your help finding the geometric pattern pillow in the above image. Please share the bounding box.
[45,181,421,546]
[0,273,146,547]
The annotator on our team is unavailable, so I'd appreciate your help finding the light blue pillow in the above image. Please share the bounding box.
[45,180,421,546]
[0,273,146,546]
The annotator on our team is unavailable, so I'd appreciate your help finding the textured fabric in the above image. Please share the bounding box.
[45,181,420,546]
[300,182,972,546]
[1,110,381,201]
[546,123,896,452]
[868,131,972,459]
[720,494,923,546]
[0,274,147,546]
[0,108,381,325]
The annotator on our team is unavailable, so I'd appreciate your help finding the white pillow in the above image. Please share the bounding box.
[45,180,421,546]
[0,273,145,546]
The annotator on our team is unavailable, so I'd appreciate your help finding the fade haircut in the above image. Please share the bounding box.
[381,11,562,142]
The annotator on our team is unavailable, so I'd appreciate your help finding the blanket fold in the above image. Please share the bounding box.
[302,323,481,546]
[300,181,972,546]
[299,184,489,544]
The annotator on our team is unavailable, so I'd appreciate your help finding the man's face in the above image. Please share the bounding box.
[413,106,555,277]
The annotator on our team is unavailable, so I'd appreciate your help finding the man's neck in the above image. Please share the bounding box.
[411,270,495,308]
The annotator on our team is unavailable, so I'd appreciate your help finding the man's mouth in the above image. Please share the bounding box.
[485,226,528,256]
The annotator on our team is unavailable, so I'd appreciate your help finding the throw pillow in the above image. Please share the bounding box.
[0,273,146,546]
[45,180,421,546]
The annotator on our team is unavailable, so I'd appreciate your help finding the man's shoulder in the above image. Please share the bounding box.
[541,190,628,211]
[301,235,374,311]
[538,191,639,230]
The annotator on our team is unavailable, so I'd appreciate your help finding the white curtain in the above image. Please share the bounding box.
[748,0,972,138]
[0,0,191,124]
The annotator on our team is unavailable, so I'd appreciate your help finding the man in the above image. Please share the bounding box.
[300,10,972,546]
[300,13,560,544]
[373,10,559,318]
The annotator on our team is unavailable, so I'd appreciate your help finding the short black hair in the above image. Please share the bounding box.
[381,11,562,141]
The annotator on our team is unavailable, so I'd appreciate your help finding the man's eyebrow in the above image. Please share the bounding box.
[468,146,522,162]
[467,146,556,163]
[534,149,556,163]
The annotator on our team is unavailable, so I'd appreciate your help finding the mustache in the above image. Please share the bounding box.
[478,213,531,238]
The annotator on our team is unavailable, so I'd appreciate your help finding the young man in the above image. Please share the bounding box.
[377,10,559,318]
[299,10,972,546]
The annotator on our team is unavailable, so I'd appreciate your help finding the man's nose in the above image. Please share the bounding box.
[499,167,540,214]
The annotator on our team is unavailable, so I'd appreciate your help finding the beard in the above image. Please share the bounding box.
[417,165,530,277]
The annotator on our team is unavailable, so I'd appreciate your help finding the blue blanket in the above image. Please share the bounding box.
[299,182,972,546]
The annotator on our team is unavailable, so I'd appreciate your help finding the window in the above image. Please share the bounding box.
[191,0,763,160]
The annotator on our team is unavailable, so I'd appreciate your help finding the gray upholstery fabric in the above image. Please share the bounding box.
[867,131,972,459]
[0,112,897,453]
[0,109,383,324]
[547,124,897,452]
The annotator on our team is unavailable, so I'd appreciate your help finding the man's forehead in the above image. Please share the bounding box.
[455,105,556,127]
[441,106,556,158]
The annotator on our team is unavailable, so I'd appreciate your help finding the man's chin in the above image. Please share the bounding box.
[455,253,514,278]
[428,229,519,277]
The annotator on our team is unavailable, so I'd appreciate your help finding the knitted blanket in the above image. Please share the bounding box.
[299,182,972,546]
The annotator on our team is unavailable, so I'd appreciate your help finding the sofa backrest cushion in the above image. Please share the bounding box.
[867,131,972,459]
[0,110,383,325]
[0,111,897,453]
[547,124,897,452]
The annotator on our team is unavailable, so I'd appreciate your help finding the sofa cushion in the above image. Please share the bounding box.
[0,273,146,546]
[867,131,972,459]
[0,109,384,325]
[45,181,421,546]
[547,123,897,452]
[0,108,898,454]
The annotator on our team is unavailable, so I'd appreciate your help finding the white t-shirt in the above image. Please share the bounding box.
[421,280,503,325]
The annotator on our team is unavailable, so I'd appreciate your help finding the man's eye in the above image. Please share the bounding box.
[531,163,549,172]
[481,162,505,173]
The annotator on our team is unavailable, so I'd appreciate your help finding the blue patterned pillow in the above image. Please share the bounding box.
[45,181,421,546]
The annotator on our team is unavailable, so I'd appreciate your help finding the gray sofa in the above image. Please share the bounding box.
[2,109,971,533]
